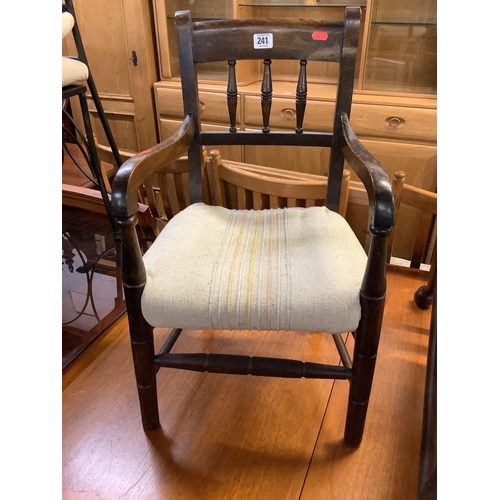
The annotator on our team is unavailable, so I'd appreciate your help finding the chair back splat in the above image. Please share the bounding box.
[111,7,394,448]
[176,10,361,211]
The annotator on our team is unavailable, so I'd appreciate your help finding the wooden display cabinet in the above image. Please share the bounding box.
[152,0,437,260]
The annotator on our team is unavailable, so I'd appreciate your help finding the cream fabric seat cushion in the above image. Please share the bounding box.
[142,203,367,334]
[62,11,88,87]
[62,12,74,39]
[62,57,88,87]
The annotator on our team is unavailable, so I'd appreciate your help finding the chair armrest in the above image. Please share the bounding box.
[111,115,195,220]
[341,113,394,236]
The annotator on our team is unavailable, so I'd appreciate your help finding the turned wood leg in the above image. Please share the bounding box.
[118,216,160,431]
[344,234,387,447]
[414,251,436,311]
[126,288,160,431]
[344,295,385,447]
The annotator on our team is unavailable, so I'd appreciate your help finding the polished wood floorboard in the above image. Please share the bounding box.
[62,266,432,500]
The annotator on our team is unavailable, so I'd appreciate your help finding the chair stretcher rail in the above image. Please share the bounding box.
[153,353,353,379]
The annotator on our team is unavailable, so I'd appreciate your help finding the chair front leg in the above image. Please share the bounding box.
[344,233,387,447]
[118,215,160,431]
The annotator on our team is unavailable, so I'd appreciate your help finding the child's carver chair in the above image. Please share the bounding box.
[111,7,394,447]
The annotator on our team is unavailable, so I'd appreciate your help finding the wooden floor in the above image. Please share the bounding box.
[62,265,432,500]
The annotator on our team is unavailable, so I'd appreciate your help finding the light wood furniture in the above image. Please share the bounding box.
[207,151,351,217]
[62,183,153,229]
[389,170,437,309]
[151,0,437,260]
[62,0,159,153]
[62,0,127,236]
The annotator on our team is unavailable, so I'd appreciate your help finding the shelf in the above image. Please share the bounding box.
[371,19,437,26]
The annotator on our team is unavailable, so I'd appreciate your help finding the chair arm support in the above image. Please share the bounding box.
[341,113,394,236]
[111,115,195,220]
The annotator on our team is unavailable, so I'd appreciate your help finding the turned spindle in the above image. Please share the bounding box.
[295,60,307,133]
[227,60,238,133]
[261,59,272,133]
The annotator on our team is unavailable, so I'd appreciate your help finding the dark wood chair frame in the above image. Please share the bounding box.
[112,7,394,447]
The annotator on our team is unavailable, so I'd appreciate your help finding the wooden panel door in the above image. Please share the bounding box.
[64,0,158,153]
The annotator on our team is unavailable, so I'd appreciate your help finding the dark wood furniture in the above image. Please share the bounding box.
[417,277,437,499]
[111,8,394,447]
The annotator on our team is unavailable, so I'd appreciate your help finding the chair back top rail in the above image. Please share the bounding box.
[185,16,346,63]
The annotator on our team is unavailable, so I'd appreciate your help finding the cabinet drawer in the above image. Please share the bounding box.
[244,95,436,143]
[350,103,436,143]
[155,87,241,124]
[244,95,334,132]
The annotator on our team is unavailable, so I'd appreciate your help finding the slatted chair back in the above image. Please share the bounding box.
[140,148,210,223]
[98,141,210,226]
[208,150,351,217]
[388,171,437,267]
[388,171,437,309]
[175,8,361,213]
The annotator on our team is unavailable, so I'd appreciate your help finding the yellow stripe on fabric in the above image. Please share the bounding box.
[226,211,248,329]
[246,211,261,329]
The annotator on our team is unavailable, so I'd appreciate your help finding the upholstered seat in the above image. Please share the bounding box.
[62,57,89,87]
[62,11,74,37]
[142,203,367,333]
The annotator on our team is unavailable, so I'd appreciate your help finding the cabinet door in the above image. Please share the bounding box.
[64,0,158,152]
[361,0,437,94]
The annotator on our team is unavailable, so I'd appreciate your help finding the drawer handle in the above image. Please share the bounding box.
[281,108,296,120]
[385,116,405,128]
[199,101,206,113]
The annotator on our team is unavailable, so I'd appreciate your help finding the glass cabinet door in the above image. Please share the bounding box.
[362,0,436,94]
[165,0,234,79]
